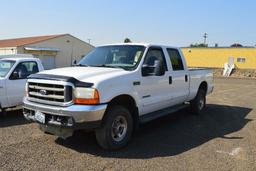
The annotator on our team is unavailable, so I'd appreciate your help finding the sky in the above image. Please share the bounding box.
[0,0,255,47]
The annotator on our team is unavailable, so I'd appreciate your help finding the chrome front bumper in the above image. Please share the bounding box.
[23,98,107,128]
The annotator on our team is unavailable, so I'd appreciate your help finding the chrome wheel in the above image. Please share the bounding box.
[111,115,128,142]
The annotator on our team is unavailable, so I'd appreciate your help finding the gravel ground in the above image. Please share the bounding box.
[213,69,256,79]
[0,78,256,171]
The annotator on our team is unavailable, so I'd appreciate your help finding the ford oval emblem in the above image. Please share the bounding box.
[39,89,47,96]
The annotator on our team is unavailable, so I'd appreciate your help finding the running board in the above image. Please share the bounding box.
[139,104,189,124]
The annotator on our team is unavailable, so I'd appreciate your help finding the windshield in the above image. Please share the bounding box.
[0,60,15,77]
[78,45,146,70]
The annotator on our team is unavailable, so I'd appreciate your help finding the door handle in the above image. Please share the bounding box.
[185,75,188,82]
[169,76,172,84]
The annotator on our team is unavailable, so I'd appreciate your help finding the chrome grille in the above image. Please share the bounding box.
[28,82,73,105]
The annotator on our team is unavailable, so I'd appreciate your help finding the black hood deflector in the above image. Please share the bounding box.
[28,74,94,88]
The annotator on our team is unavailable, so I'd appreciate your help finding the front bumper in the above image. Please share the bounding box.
[23,98,107,130]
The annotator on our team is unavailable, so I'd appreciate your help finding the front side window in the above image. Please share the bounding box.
[143,47,167,76]
[10,61,39,80]
[167,49,184,71]
[0,60,15,77]
[78,45,146,70]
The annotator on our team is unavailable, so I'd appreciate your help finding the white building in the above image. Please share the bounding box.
[0,34,94,69]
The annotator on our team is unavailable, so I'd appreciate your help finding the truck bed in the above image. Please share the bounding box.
[186,68,214,101]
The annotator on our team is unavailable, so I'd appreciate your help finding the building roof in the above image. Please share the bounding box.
[0,34,68,48]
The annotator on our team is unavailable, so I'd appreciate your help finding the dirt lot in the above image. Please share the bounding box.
[0,78,256,171]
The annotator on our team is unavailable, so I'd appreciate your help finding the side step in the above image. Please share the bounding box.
[139,104,189,124]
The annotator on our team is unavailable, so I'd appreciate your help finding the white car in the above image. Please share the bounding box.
[0,58,44,113]
[23,43,213,150]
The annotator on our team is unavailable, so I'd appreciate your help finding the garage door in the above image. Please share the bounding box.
[38,55,56,70]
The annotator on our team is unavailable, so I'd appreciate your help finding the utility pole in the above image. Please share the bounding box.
[87,39,91,44]
[203,33,208,45]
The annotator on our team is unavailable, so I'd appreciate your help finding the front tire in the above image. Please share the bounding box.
[190,89,206,114]
[0,108,7,117]
[95,105,133,150]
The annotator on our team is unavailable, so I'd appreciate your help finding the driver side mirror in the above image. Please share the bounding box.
[10,71,20,80]
[142,60,162,76]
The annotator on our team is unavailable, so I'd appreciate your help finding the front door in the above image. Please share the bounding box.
[138,47,172,115]
[6,61,39,107]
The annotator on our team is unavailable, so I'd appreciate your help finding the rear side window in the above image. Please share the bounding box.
[167,49,184,71]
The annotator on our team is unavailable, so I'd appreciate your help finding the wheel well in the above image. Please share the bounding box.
[107,95,139,129]
[199,81,208,93]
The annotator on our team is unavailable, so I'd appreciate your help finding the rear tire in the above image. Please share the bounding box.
[95,105,133,150]
[190,89,206,115]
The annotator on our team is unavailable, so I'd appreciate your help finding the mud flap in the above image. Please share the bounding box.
[39,124,74,139]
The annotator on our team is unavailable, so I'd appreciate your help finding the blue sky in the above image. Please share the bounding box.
[0,0,255,47]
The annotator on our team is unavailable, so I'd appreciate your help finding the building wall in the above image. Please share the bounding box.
[0,47,17,55]
[181,48,256,69]
[19,34,94,68]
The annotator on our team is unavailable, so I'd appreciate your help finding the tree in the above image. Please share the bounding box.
[231,43,243,47]
[124,38,132,43]
[190,43,208,47]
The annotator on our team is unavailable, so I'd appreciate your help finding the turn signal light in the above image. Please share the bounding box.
[73,88,100,105]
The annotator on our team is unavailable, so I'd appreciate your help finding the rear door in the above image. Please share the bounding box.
[6,61,39,107]
[167,48,189,104]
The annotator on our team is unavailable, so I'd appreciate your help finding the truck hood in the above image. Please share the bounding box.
[38,67,128,83]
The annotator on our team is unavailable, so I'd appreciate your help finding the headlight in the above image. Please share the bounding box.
[73,87,100,105]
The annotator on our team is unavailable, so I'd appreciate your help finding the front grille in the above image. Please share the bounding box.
[28,82,72,105]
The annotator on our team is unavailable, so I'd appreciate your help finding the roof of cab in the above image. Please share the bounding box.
[0,57,40,62]
[96,43,178,49]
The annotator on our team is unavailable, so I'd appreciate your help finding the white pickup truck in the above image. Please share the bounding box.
[0,57,44,113]
[23,43,213,150]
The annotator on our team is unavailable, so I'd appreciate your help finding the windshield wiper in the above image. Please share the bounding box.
[75,64,89,67]
[90,64,125,70]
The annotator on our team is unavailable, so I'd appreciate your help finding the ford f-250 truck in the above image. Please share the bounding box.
[23,43,213,150]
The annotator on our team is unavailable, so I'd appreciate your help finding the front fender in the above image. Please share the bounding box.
[97,81,141,113]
